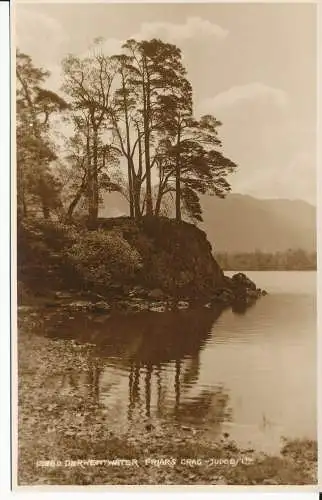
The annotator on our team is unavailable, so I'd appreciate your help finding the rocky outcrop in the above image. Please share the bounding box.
[19,217,267,313]
[97,216,225,299]
[214,272,267,310]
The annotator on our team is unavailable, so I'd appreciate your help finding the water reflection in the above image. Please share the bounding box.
[41,272,317,453]
[44,306,231,434]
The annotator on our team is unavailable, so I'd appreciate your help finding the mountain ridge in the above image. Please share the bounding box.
[100,192,316,253]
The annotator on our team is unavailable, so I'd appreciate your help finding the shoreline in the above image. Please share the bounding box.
[17,311,317,486]
[18,269,267,317]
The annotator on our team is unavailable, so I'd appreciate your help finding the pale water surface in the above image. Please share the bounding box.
[43,271,316,454]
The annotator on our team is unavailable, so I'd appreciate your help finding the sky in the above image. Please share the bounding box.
[15,2,317,204]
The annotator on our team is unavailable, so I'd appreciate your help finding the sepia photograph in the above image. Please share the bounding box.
[13,1,317,487]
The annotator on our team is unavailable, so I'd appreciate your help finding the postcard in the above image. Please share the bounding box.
[11,0,318,490]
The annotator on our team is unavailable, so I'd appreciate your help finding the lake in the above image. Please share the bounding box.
[42,271,317,455]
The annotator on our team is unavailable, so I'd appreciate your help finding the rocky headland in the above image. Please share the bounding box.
[18,216,267,314]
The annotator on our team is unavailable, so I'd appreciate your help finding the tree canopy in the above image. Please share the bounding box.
[16,38,237,225]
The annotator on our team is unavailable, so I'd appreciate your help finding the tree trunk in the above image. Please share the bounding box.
[65,172,87,222]
[17,166,28,219]
[175,129,181,222]
[131,165,141,218]
[127,159,134,217]
[155,180,165,216]
[92,130,99,221]
[142,62,153,215]
[122,76,135,218]
[154,193,162,216]
[88,128,99,227]
[175,169,181,221]
[144,126,153,215]
[134,129,143,218]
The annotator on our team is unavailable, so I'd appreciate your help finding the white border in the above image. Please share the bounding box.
[0,1,11,498]
[317,0,321,489]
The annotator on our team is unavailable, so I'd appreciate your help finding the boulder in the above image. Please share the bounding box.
[177,300,189,310]
[148,301,167,313]
[220,272,267,311]
[231,272,257,291]
[246,289,260,299]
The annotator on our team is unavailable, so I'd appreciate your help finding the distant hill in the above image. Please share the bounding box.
[199,194,316,253]
[100,192,316,253]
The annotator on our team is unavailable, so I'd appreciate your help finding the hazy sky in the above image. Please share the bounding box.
[15,2,317,204]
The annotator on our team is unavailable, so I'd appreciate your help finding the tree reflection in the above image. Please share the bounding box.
[44,305,232,432]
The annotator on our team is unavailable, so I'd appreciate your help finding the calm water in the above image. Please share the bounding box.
[42,271,317,454]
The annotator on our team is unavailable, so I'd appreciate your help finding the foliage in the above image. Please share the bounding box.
[17,38,237,225]
[18,218,143,296]
[216,249,317,271]
[61,50,122,224]
[16,50,68,219]
[66,229,142,286]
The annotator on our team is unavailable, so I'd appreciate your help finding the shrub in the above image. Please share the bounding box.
[66,229,142,287]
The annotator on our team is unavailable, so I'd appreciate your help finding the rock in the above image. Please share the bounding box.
[120,298,150,313]
[131,301,149,312]
[261,289,268,296]
[65,300,94,311]
[231,272,257,291]
[148,288,165,299]
[128,285,146,298]
[115,300,140,312]
[212,287,234,305]
[149,302,167,313]
[92,301,111,313]
[177,301,189,310]
[226,272,266,310]
[97,217,225,298]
